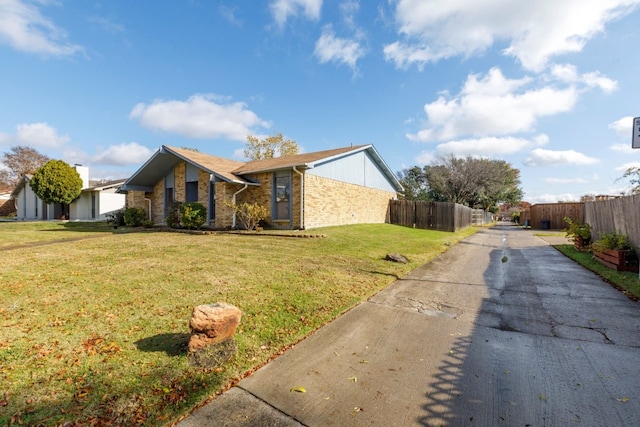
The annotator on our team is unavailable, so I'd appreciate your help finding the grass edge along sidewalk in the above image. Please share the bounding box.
[0,222,477,426]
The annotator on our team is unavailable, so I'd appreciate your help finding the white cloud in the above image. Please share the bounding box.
[385,0,640,72]
[407,68,578,142]
[0,0,83,56]
[270,0,322,28]
[415,150,436,165]
[219,4,242,26]
[545,177,589,184]
[0,122,70,148]
[340,0,360,28]
[92,142,154,166]
[615,161,640,172]
[524,148,599,167]
[610,143,636,154]
[435,135,546,157]
[314,25,366,72]
[609,116,634,139]
[527,193,581,203]
[550,64,617,93]
[130,94,270,141]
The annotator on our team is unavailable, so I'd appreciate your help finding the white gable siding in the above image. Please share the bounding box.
[14,184,54,220]
[306,151,397,193]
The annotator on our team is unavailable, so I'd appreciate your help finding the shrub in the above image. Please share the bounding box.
[180,202,207,229]
[106,209,125,226]
[142,219,154,228]
[593,231,634,252]
[563,216,591,244]
[124,207,147,227]
[228,202,269,230]
[165,201,182,228]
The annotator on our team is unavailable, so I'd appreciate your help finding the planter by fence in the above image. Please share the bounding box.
[593,248,639,272]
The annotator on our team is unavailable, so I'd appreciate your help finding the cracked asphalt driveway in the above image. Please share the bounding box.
[179,223,640,427]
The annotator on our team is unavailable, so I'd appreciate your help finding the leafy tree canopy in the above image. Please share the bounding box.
[400,155,523,211]
[620,166,640,194]
[396,165,430,201]
[30,160,83,205]
[244,133,299,161]
[0,145,50,187]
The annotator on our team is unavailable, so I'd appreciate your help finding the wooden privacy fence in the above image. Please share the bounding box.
[388,200,493,232]
[584,194,640,246]
[522,202,584,229]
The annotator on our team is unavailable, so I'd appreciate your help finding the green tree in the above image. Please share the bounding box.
[397,166,429,201]
[244,133,299,160]
[620,166,640,194]
[30,160,83,206]
[424,155,522,211]
[0,145,50,187]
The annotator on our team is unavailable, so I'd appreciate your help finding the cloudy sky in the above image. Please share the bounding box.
[1,0,639,203]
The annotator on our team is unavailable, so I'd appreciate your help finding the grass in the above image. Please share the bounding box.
[554,244,640,300]
[0,221,477,425]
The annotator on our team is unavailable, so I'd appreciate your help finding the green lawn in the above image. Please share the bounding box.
[0,222,477,425]
[554,244,640,300]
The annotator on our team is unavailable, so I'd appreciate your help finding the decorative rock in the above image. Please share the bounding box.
[385,253,408,263]
[188,302,242,352]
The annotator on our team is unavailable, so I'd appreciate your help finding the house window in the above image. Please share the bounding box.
[209,181,216,221]
[273,172,291,221]
[165,187,174,216]
[186,181,198,202]
[185,163,198,203]
[91,193,96,219]
[34,194,38,217]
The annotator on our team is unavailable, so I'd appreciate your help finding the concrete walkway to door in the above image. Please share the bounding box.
[177,222,640,426]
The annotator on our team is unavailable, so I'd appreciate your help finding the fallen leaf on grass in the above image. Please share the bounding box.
[348,376,357,382]
[290,386,306,393]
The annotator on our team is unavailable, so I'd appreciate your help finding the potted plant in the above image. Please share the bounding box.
[563,217,591,250]
[591,231,638,272]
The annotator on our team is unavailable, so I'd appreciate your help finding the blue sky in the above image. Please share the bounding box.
[1,0,640,203]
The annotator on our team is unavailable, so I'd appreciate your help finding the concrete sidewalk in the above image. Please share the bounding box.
[177,224,640,426]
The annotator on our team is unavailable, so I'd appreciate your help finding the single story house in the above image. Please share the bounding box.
[0,184,15,216]
[119,144,403,230]
[10,165,126,221]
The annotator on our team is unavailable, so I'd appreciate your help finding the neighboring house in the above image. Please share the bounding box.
[10,165,126,221]
[0,184,15,216]
[119,144,403,230]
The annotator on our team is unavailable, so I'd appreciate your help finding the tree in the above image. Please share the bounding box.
[30,160,83,206]
[423,155,522,211]
[620,166,640,194]
[0,145,50,187]
[244,133,299,161]
[397,166,429,201]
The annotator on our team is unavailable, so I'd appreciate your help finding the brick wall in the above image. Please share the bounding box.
[303,174,395,229]
[174,162,186,202]
[150,181,164,224]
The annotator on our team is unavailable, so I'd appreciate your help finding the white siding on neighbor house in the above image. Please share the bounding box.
[70,189,125,221]
[306,150,397,193]
[14,185,54,220]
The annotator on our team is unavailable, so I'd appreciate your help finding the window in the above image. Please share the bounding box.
[209,181,216,221]
[91,193,96,219]
[274,172,291,220]
[185,163,199,203]
[186,181,198,202]
[165,187,174,216]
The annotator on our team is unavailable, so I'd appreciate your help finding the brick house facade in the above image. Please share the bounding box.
[120,145,402,230]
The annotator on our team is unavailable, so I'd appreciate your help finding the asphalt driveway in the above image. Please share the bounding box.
[178,222,640,426]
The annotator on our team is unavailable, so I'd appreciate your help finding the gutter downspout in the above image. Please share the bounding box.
[232,184,249,229]
[293,166,304,230]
